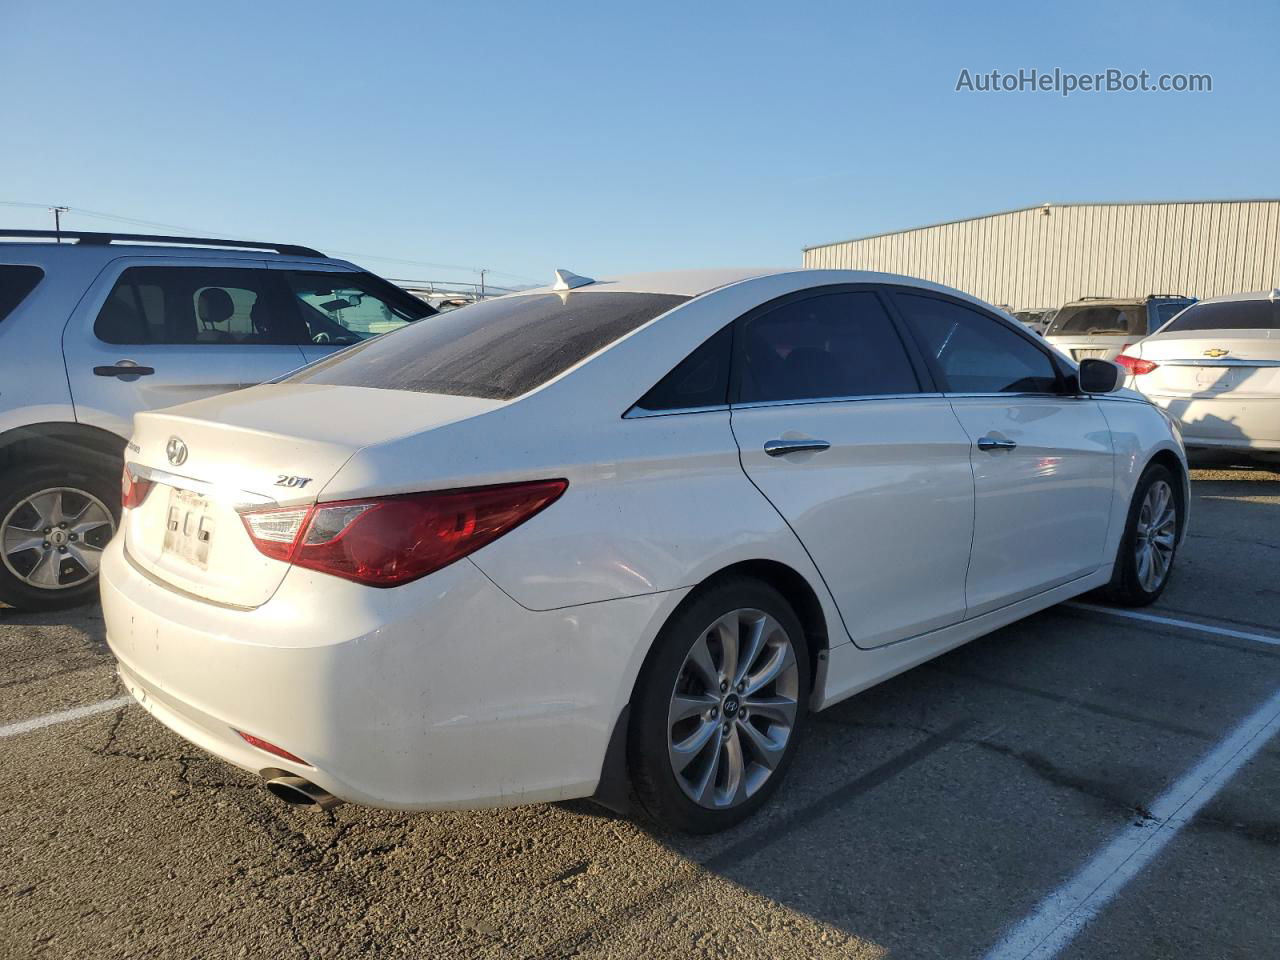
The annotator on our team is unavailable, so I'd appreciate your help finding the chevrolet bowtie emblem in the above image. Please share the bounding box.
[1203,348,1229,358]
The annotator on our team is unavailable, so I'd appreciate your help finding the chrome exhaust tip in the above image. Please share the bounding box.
[264,773,343,811]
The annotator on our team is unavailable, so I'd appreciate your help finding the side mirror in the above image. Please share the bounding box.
[1079,357,1121,394]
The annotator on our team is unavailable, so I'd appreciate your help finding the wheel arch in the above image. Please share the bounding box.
[591,557,831,815]
[1145,447,1189,542]
[0,422,128,476]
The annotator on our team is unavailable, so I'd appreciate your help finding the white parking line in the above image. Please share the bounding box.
[984,684,1280,960]
[0,695,133,740]
[1066,601,1280,647]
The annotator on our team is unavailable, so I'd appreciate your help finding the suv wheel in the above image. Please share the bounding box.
[629,578,810,833]
[0,461,119,611]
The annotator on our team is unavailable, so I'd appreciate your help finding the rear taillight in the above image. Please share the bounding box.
[1115,354,1159,376]
[121,467,154,510]
[238,479,567,587]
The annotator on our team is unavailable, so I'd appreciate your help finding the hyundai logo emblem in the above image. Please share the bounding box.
[166,436,189,466]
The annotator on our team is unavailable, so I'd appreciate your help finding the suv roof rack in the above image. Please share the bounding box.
[0,229,324,258]
[1146,293,1191,300]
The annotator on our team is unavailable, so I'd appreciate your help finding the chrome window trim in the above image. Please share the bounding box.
[731,392,943,411]
[942,391,1073,400]
[624,390,1096,418]
[625,393,956,418]
[623,403,730,419]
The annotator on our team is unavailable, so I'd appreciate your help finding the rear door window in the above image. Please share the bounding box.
[287,292,689,400]
[734,290,922,403]
[94,266,304,345]
[895,293,1062,394]
[1161,299,1279,332]
[0,265,44,323]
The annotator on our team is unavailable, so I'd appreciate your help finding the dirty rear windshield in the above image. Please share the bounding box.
[1162,299,1279,332]
[1046,304,1146,336]
[0,265,44,323]
[285,291,690,400]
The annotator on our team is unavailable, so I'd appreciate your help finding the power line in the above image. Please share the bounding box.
[0,200,541,285]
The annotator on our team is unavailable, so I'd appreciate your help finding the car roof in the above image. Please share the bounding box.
[0,230,345,267]
[1188,289,1280,306]
[512,266,1001,300]
[1060,294,1193,307]
[510,268,785,298]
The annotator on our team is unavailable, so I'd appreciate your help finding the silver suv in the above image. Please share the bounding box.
[1045,294,1195,362]
[0,230,436,610]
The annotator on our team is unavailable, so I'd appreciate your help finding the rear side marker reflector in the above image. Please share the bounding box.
[238,479,568,587]
[236,730,310,766]
[1115,354,1159,375]
[121,467,154,510]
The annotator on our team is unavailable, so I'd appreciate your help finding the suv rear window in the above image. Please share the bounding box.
[1161,299,1279,332]
[287,291,689,400]
[0,266,44,323]
[1046,303,1146,336]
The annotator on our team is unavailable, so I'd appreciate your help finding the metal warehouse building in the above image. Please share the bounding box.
[802,199,1280,311]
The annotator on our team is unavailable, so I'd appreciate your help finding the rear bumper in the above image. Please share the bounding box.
[101,537,681,810]
[1143,393,1280,451]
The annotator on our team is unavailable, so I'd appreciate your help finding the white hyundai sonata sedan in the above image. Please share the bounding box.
[102,268,1188,833]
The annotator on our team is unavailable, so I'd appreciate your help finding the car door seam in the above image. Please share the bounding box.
[727,404,857,648]
[943,396,979,622]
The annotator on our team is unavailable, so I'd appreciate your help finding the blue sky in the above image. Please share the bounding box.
[3,0,1275,289]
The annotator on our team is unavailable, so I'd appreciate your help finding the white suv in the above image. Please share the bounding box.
[0,230,436,610]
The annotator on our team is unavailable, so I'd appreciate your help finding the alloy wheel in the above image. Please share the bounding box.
[1134,479,1176,593]
[667,608,800,809]
[1,487,116,590]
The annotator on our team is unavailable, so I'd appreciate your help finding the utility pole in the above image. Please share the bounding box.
[49,206,69,242]
[478,269,487,300]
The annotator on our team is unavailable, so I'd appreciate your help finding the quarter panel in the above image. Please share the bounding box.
[461,409,843,623]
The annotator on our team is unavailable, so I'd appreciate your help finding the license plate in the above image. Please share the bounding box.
[162,489,215,569]
[1196,367,1234,392]
[1072,348,1108,360]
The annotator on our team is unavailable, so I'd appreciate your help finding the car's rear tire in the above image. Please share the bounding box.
[1101,462,1180,607]
[0,460,119,611]
[628,577,810,833]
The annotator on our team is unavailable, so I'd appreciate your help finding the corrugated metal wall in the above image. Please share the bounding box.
[802,201,1280,309]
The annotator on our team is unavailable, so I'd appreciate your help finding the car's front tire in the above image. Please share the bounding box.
[628,577,810,833]
[0,461,119,611]
[1102,462,1181,607]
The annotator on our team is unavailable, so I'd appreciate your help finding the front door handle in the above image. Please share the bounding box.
[764,438,831,457]
[977,436,1017,451]
[94,362,155,379]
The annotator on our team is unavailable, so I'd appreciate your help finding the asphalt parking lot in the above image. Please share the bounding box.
[2,463,1278,960]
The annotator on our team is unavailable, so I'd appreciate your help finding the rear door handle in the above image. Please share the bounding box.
[977,436,1017,451]
[764,439,831,457]
[94,363,155,379]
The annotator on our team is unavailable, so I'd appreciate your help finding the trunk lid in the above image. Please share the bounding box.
[122,383,503,607]
[1132,330,1280,399]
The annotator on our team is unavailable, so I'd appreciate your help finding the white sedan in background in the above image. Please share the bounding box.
[1117,290,1280,457]
[102,268,1188,833]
